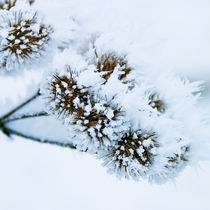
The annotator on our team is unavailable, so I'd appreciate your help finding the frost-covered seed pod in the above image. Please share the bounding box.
[0,9,52,71]
[102,130,190,181]
[94,49,134,87]
[102,129,158,180]
[45,66,126,152]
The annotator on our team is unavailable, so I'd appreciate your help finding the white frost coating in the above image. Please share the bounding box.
[40,46,202,183]
[41,63,132,154]
[30,0,210,183]
[38,33,210,183]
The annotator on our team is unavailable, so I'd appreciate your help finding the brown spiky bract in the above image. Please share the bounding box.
[48,67,122,143]
[94,49,133,86]
[106,130,157,170]
[0,0,16,10]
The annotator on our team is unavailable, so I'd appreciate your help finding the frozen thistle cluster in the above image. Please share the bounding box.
[0,0,52,72]
[101,129,189,181]
[41,46,191,182]
[0,0,206,184]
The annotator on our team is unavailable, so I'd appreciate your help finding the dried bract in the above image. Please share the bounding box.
[94,49,134,88]
[102,129,158,180]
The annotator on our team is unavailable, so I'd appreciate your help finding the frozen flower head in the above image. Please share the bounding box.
[0,0,16,10]
[101,128,190,182]
[43,65,128,152]
[94,49,134,88]
[0,7,52,72]
[101,129,158,180]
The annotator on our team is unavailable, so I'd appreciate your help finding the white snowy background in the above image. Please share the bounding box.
[1,0,210,209]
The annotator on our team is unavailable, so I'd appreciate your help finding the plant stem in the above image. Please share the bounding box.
[0,89,77,151]
[0,89,41,121]
[3,126,76,149]
[2,111,49,123]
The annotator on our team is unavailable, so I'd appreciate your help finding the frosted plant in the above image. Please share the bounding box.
[94,49,134,87]
[87,48,136,97]
[100,127,189,182]
[0,0,209,185]
[43,65,130,152]
[101,129,158,180]
[0,3,52,72]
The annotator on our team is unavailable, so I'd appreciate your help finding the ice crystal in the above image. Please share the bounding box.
[41,47,198,183]
[101,131,189,182]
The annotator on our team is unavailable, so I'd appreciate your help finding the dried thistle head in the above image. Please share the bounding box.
[148,93,165,113]
[94,49,134,87]
[0,0,16,10]
[101,129,190,182]
[102,129,158,180]
[0,9,53,71]
[45,66,127,152]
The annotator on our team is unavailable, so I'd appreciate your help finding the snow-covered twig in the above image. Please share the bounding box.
[3,125,76,149]
[2,111,49,123]
[0,89,41,121]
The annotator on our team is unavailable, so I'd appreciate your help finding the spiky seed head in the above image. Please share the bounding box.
[148,93,165,113]
[102,131,190,182]
[0,0,16,10]
[45,66,127,152]
[0,9,53,71]
[94,49,134,88]
[102,129,158,180]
